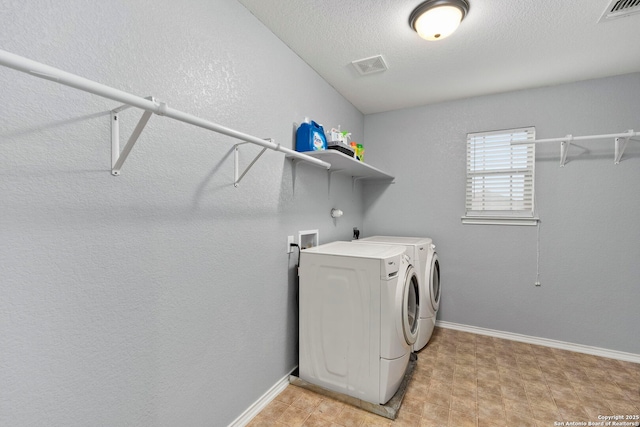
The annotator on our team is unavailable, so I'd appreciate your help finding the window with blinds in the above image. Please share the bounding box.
[463,127,537,225]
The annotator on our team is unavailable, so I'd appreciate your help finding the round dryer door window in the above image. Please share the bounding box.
[402,266,420,345]
[430,253,440,312]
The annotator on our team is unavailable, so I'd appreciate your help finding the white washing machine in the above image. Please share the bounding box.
[298,241,420,405]
[355,236,440,351]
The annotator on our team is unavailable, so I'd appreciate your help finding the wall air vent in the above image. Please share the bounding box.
[598,0,640,22]
[351,55,388,76]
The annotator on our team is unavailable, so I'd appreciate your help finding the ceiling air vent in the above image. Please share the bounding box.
[351,55,388,76]
[598,0,640,22]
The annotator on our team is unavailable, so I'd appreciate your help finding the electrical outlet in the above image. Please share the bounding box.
[287,235,294,253]
[535,281,541,287]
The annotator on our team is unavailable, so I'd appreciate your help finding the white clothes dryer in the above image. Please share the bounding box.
[355,236,440,351]
[298,241,420,405]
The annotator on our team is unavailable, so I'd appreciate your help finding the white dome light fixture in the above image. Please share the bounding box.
[409,0,469,41]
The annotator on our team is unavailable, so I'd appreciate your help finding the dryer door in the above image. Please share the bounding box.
[402,265,420,345]
[430,253,440,312]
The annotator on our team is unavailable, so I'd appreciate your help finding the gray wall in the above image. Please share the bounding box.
[363,73,640,355]
[0,1,365,426]
[2,1,639,425]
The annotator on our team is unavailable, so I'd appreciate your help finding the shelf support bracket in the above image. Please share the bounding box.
[111,96,155,176]
[614,130,633,164]
[352,176,366,192]
[559,134,572,167]
[234,140,271,187]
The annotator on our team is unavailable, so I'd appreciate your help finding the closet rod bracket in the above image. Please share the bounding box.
[614,130,634,165]
[560,135,572,167]
[233,139,272,187]
[111,96,156,176]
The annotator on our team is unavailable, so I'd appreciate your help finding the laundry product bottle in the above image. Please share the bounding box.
[296,120,328,152]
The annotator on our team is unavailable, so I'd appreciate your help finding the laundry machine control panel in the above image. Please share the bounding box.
[381,255,401,279]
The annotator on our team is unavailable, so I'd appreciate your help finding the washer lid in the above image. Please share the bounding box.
[303,241,406,259]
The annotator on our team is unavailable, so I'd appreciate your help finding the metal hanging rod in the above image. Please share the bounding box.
[0,49,331,179]
[511,129,639,166]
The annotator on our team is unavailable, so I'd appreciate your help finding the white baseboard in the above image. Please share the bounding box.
[436,320,640,364]
[227,366,296,427]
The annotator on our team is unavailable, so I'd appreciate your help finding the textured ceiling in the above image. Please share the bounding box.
[237,0,640,114]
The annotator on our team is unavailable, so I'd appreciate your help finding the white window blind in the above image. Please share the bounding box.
[464,127,537,225]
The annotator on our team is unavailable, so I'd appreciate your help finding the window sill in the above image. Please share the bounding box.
[461,216,539,226]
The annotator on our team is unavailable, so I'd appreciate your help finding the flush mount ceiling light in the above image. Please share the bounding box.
[409,0,469,41]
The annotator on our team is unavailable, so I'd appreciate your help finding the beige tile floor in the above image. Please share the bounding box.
[248,327,640,427]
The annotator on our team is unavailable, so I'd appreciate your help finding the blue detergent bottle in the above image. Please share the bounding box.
[296,120,327,152]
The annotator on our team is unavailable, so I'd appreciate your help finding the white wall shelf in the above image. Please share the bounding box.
[287,149,395,181]
[0,49,396,187]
